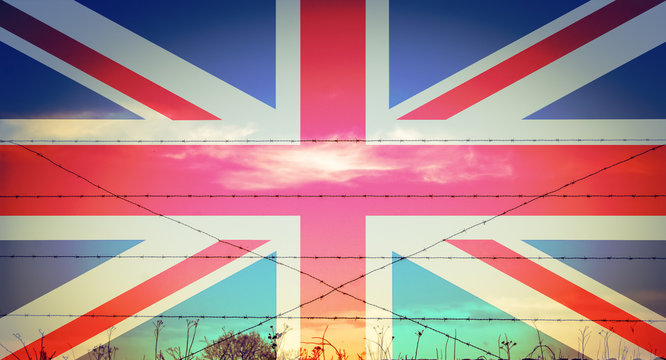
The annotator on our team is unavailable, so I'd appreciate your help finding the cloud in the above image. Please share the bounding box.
[2,118,134,139]
[174,143,401,190]
[165,143,514,191]
[382,125,427,141]
[1,118,257,142]
[414,148,513,184]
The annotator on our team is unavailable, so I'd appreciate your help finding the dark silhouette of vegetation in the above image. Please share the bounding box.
[154,320,165,360]
[498,334,517,360]
[0,332,55,360]
[301,326,352,360]
[525,326,556,360]
[413,329,424,360]
[88,327,117,360]
[578,326,591,360]
[2,323,660,360]
[165,319,199,360]
[199,330,273,360]
[88,344,117,360]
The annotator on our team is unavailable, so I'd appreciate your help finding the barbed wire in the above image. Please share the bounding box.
[5,140,665,360]
[2,314,664,323]
[159,142,666,360]
[2,138,665,144]
[2,193,664,199]
[5,140,503,358]
[313,144,666,305]
[1,255,664,260]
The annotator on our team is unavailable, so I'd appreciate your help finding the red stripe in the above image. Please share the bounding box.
[449,239,666,356]
[2,240,266,360]
[301,0,365,139]
[400,0,664,120]
[2,145,665,216]
[0,2,219,120]
[299,0,366,354]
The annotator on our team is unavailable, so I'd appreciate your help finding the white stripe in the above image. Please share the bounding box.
[0,27,162,120]
[5,0,273,119]
[1,0,301,141]
[457,3,666,127]
[367,216,666,358]
[367,0,666,144]
[0,216,301,357]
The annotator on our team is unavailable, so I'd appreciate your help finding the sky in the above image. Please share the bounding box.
[93,256,277,360]
[1,0,665,359]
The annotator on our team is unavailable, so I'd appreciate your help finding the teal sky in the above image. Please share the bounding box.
[392,254,577,359]
[89,255,276,360]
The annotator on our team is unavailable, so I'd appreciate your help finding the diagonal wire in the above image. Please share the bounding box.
[223,144,665,359]
[215,143,666,360]
[330,144,666,294]
[6,141,665,359]
[5,141,501,358]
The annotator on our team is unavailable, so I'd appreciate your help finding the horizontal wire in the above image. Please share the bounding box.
[187,144,665,360]
[260,144,666,360]
[1,255,663,260]
[322,144,666,306]
[5,141,500,358]
[7,141,664,360]
[2,194,664,199]
[2,314,663,323]
[2,138,665,144]
[4,142,509,359]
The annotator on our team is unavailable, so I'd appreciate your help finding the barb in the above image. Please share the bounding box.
[2,193,664,199]
[6,140,501,359]
[5,140,664,360]
[2,314,664,322]
[1,255,663,260]
[2,138,665,144]
[331,144,666,295]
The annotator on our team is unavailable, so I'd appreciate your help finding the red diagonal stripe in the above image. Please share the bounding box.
[449,239,665,356]
[0,2,219,120]
[400,0,664,120]
[2,240,267,360]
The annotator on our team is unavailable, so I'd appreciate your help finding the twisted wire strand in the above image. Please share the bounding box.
[2,193,664,198]
[5,140,664,359]
[2,138,666,144]
[6,140,502,358]
[1,255,663,260]
[2,314,663,323]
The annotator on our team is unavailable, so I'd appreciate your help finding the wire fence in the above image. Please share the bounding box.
[2,138,666,144]
[1,141,665,360]
[1,255,664,260]
[2,193,665,198]
[2,314,664,323]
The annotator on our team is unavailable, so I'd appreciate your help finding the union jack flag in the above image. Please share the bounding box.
[1,0,665,359]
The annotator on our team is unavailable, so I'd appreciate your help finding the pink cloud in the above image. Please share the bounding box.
[163,144,514,191]
[413,148,513,184]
